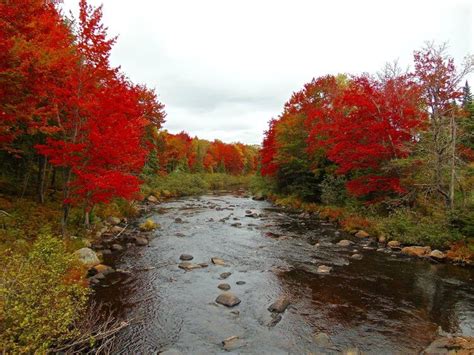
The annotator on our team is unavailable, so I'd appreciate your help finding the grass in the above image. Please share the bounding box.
[143,172,253,198]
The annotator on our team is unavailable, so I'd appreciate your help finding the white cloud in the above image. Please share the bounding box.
[62,0,473,144]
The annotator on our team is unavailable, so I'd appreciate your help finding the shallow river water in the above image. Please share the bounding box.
[95,193,474,354]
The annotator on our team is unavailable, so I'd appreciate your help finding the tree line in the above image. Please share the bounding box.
[0,0,257,232]
[260,44,473,239]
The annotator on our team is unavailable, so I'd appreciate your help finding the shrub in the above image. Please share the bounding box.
[320,175,348,206]
[144,172,252,197]
[381,209,461,248]
[340,215,375,233]
[0,234,89,353]
[139,218,159,231]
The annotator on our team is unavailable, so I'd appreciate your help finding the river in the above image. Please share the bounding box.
[94,193,474,354]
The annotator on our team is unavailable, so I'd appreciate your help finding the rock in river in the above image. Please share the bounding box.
[351,253,363,260]
[401,246,431,257]
[178,262,202,271]
[222,336,245,351]
[211,257,227,266]
[387,240,401,249]
[317,265,332,274]
[134,236,149,246]
[430,249,446,260]
[74,247,100,267]
[337,240,354,247]
[93,264,114,275]
[146,195,158,203]
[268,295,291,313]
[220,272,232,279]
[216,292,241,307]
[236,281,246,285]
[179,254,194,261]
[355,230,370,238]
[218,283,231,290]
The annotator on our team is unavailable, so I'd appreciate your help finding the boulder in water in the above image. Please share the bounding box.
[216,292,241,307]
[268,295,291,313]
[218,283,231,291]
[401,246,431,257]
[179,254,193,261]
[337,240,353,247]
[355,230,370,238]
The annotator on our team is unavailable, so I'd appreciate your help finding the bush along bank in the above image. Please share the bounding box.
[252,190,473,267]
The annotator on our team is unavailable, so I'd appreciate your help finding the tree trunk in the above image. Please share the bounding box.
[449,113,457,211]
[84,210,90,228]
[37,155,47,203]
[61,167,72,236]
[20,159,31,198]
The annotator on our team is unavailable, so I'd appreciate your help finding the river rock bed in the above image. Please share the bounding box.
[91,193,474,354]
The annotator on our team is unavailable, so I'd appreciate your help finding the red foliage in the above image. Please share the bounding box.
[314,75,426,197]
[35,1,163,211]
[205,140,244,174]
[260,119,278,176]
[0,0,75,154]
[162,131,194,170]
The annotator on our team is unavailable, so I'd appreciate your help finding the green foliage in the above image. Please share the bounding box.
[0,233,89,353]
[320,174,348,206]
[250,174,277,197]
[450,209,474,238]
[139,218,159,231]
[143,172,253,197]
[381,209,462,248]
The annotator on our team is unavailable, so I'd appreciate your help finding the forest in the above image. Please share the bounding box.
[1,0,473,353]
[258,48,474,253]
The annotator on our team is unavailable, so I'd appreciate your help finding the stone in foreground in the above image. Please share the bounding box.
[268,295,291,313]
[216,292,241,307]
[387,240,401,249]
[178,262,202,271]
[134,236,149,246]
[179,254,193,261]
[93,264,114,275]
[74,247,100,267]
[146,195,158,203]
[211,257,227,266]
[355,230,370,238]
[222,336,245,351]
[401,246,431,257]
[317,265,332,274]
[337,240,353,247]
[430,249,446,260]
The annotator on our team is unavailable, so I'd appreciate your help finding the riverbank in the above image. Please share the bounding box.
[251,191,474,267]
[0,174,253,352]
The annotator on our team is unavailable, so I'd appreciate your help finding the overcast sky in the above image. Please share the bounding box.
[62,0,473,144]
